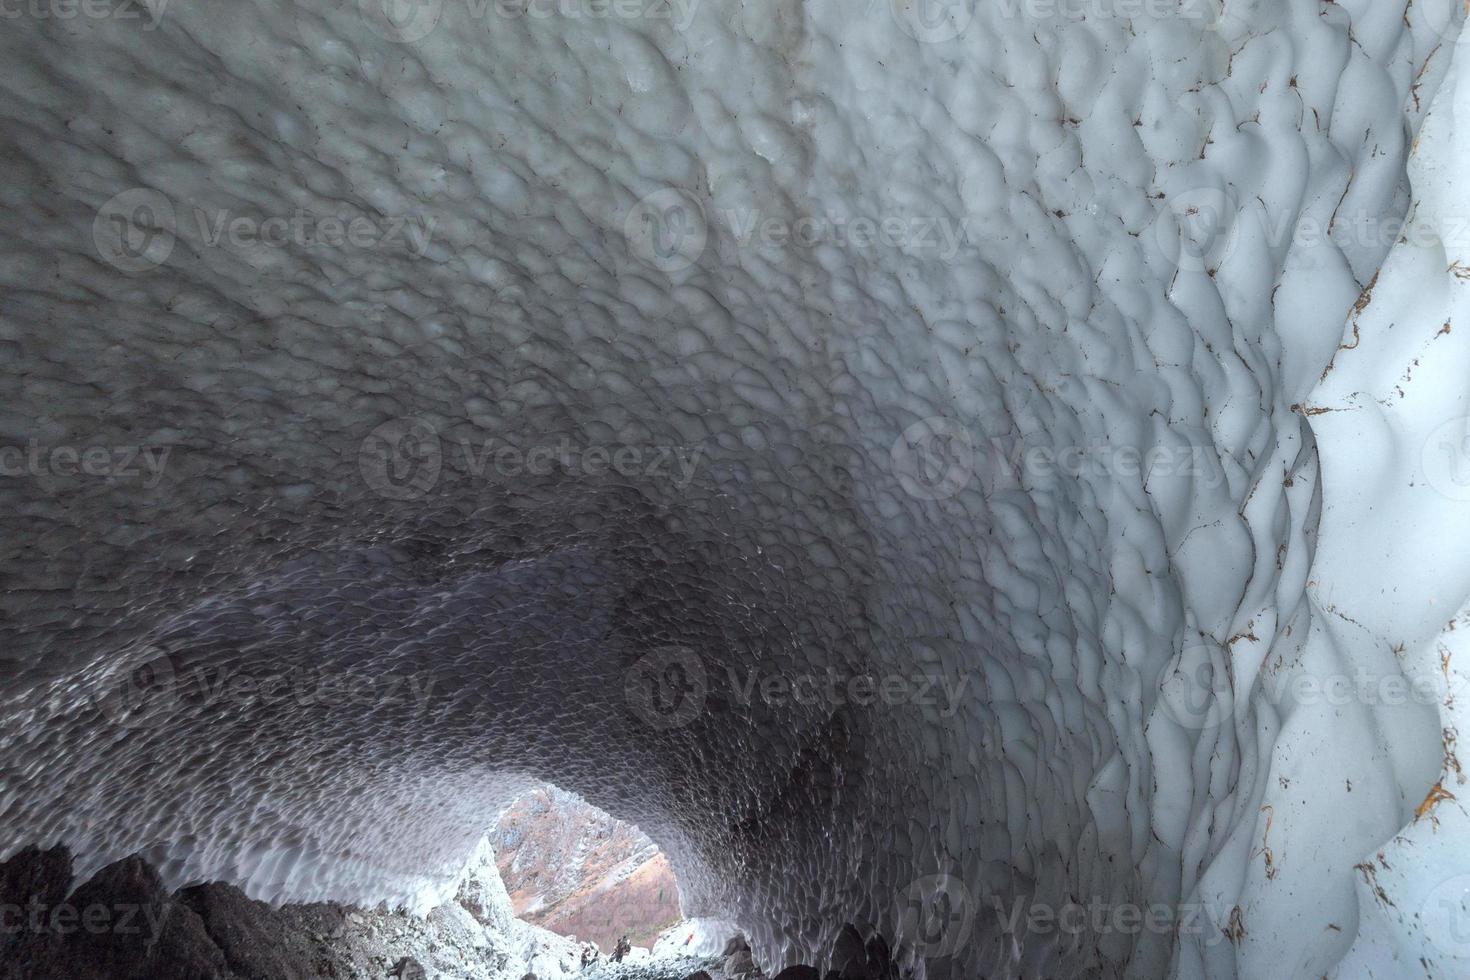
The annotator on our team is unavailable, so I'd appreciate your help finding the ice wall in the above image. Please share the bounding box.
[1297,31,1470,976]
[0,0,1466,977]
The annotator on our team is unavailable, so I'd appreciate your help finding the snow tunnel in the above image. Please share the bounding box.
[4,0,1470,977]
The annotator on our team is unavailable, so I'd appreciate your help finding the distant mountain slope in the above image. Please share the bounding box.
[492,785,682,953]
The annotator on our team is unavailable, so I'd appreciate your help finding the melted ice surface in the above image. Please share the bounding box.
[1,0,1469,976]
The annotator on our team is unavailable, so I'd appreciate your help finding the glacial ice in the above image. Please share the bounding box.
[2,0,1470,977]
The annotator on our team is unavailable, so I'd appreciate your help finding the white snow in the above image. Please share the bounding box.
[654,918,745,960]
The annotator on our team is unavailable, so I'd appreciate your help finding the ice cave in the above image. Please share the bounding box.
[3,0,1470,977]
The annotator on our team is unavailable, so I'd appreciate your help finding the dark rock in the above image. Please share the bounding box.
[390,955,427,979]
[721,934,750,957]
[682,972,713,980]
[0,845,705,980]
[830,923,867,979]
[65,852,230,980]
[0,847,77,980]
[0,846,72,909]
[177,881,310,980]
[723,948,757,977]
[773,966,820,980]
[864,933,893,980]
[50,854,231,980]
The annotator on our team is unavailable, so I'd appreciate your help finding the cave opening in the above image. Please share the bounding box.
[490,782,685,957]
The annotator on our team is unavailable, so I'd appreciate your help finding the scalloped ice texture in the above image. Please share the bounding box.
[0,1,1466,978]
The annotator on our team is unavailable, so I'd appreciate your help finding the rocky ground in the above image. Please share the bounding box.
[581,952,720,980]
[0,842,587,980]
[0,845,905,980]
